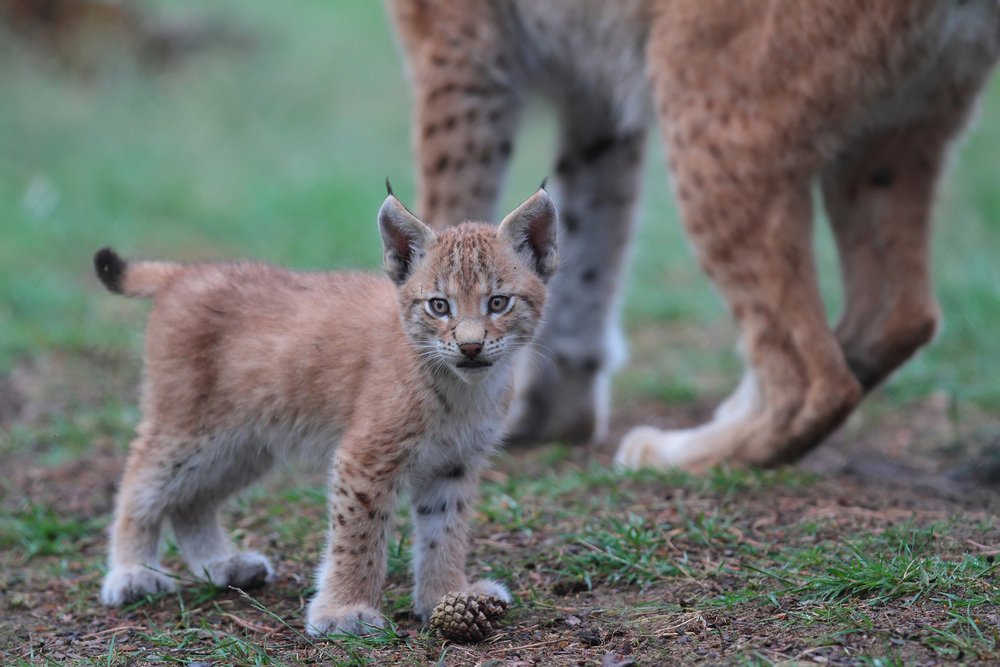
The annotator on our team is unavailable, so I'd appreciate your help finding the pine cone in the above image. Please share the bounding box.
[429,591,508,642]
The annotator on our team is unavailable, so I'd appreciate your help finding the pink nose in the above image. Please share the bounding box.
[459,343,482,357]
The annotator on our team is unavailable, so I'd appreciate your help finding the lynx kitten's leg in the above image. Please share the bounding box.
[306,447,400,637]
[390,0,522,228]
[408,459,509,621]
[822,111,984,391]
[170,504,272,590]
[150,435,276,589]
[101,438,175,605]
[506,108,646,446]
[105,432,276,606]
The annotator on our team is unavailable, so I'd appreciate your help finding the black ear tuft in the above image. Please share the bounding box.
[539,176,549,191]
[94,247,126,294]
[385,177,394,197]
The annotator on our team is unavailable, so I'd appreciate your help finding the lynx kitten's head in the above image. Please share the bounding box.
[378,188,558,384]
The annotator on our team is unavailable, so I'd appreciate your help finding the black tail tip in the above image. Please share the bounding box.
[94,247,126,293]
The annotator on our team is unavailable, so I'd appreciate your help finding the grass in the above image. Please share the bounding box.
[556,514,690,590]
[0,502,101,562]
[764,542,996,612]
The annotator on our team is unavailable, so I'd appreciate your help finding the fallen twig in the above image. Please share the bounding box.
[221,612,279,634]
[78,625,145,641]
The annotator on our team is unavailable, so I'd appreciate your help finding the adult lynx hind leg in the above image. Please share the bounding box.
[616,6,866,471]
[615,159,861,470]
[822,51,1000,392]
[387,0,523,229]
[822,124,950,392]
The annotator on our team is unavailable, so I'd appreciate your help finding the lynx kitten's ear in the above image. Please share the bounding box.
[378,194,436,285]
[499,188,559,283]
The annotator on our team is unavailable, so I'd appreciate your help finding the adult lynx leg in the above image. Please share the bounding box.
[617,95,862,469]
[408,458,509,620]
[822,116,978,391]
[506,112,646,445]
[617,159,861,469]
[390,0,522,227]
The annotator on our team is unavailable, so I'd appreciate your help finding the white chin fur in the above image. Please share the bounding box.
[453,365,492,384]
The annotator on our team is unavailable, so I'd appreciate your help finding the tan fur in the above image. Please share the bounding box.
[95,189,558,636]
[386,0,1000,469]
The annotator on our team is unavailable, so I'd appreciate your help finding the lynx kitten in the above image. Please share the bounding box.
[93,186,557,636]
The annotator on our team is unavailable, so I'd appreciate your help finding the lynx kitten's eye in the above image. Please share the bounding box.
[429,298,450,316]
[488,296,509,313]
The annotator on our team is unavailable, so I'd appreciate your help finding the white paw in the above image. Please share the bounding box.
[197,551,273,589]
[101,566,175,606]
[468,578,511,603]
[614,426,691,470]
[305,603,385,638]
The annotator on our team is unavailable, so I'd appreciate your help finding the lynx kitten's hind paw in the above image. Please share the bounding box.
[198,551,273,589]
[101,566,175,606]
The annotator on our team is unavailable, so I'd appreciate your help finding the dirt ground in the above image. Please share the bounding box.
[1,354,999,666]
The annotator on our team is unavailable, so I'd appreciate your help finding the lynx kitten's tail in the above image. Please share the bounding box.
[94,247,183,298]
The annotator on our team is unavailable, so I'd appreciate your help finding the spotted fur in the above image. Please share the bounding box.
[387,0,1000,470]
[94,189,557,636]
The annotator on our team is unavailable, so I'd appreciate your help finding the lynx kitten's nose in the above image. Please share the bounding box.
[459,343,482,358]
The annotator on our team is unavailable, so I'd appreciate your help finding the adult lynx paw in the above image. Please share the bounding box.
[505,348,609,446]
[305,602,385,637]
[614,425,682,470]
[197,551,273,589]
[101,566,175,606]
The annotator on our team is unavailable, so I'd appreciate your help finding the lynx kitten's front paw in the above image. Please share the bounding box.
[467,578,511,602]
[305,602,385,637]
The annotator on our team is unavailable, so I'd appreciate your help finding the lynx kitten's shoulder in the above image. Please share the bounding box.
[94,187,558,636]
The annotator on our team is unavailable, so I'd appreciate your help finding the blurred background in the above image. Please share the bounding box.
[1,0,999,471]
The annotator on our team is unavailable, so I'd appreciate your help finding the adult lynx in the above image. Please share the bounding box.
[93,187,557,635]
[387,0,1000,470]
